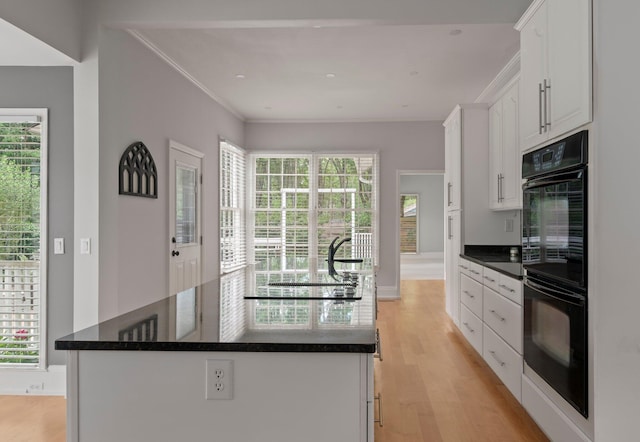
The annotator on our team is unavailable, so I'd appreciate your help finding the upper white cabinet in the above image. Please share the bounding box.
[489,80,521,210]
[444,108,462,211]
[516,0,592,152]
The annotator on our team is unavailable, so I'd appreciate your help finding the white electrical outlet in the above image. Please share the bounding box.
[206,359,233,400]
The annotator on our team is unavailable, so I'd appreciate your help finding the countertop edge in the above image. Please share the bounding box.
[54,341,377,353]
[459,254,523,280]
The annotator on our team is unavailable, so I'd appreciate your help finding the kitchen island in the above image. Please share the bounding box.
[56,268,378,442]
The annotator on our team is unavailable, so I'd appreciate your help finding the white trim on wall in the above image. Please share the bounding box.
[0,365,66,396]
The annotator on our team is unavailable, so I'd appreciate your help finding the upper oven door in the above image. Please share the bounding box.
[522,168,587,290]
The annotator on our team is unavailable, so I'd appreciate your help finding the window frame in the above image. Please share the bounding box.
[0,108,48,370]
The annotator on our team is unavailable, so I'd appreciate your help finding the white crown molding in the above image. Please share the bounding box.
[475,51,521,105]
[245,117,439,124]
[515,0,545,31]
[127,29,246,122]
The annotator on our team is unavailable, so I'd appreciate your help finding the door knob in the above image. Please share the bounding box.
[172,250,180,257]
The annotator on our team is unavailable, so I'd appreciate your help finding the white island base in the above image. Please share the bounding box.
[66,350,374,442]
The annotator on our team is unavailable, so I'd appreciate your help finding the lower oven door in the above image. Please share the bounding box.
[523,277,588,417]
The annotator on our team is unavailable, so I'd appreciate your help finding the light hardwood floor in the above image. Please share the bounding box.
[0,280,547,442]
[374,280,548,441]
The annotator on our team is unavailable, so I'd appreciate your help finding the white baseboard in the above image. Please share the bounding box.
[377,285,399,300]
[0,365,66,396]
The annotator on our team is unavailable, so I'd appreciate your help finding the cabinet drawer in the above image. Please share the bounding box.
[483,287,522,354]
[482,267,501,293]
[483,324,522,402]
[460,273,483,318]
[460,305,483,356]
[459,259,483,283]
[497,276,522,305]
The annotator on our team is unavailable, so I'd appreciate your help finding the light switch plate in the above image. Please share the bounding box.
[54,238,65,255]
[80,238,91,255]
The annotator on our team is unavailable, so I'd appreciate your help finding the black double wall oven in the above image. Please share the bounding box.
[521,130,588,418]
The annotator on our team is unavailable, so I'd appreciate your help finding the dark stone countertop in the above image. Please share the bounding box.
[460,245,523,280]
[55,268,376,354]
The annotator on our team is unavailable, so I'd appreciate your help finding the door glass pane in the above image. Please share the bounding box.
[176,165,196,245]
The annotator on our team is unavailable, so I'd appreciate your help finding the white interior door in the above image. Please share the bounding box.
[169,141,203,295]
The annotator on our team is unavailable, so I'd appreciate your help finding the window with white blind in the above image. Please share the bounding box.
[248,153,378,327]
[0,110,47,368]
[220,140,246,273]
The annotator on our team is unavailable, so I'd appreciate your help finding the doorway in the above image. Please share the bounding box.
[169,141,203,295]
[399,172,445,280]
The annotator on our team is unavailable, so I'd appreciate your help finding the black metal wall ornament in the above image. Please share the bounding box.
[119,141,158,198]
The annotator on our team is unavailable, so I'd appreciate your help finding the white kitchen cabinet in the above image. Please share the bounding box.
[489,80,522,210]
[445,210,461,325]
[516,0,592,152]
[444,108,462,211]
[456,260,524,403]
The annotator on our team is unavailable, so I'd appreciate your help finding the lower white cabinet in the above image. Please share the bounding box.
[460,305,483,355]
[457,259,524,403]
[483,325,523,402]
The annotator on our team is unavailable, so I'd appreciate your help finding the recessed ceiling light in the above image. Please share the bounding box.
[401,104,409,108]
[410,71,419,76]
[337,105,343,109]
[235,74,246,79]
[264,106,272,110]
[325,73,336,79]
[449,29,462,36]
[312,25,323,29]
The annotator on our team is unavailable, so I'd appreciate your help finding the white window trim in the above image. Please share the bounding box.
[0,108,48,370]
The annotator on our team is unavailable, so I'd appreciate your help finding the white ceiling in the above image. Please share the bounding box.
[0,18,74,66]
[135,23,520,122]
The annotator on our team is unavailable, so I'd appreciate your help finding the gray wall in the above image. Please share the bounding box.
[0,66,74,366]
[97,29,244,320]
[400,174,444,254]
[245,121,445,289]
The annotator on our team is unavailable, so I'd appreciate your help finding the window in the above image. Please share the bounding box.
[248,153,378,328]
[220,140,246,273]
[0,110,47,368]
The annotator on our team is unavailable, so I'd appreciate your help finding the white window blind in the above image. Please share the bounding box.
[0,113,46,367]
[220,140,246,273]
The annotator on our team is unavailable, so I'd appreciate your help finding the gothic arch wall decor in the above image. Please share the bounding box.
[119,141,158,198]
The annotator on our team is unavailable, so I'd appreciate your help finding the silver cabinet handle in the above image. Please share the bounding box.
[463,290,475,299]
[497,174,501,202]
[484,276,496,283]
[470,269,480,275]
[463,322,475,333]
[374,328,383,361]
[447,216,453,240]
[498,284,516,293]
[544,78,551,128]
[459,265,468,270]
[374,393,384,427]
[539,82,544,134]
[489,309,506,322]
[447,182,452,206]
[489,350,506,367]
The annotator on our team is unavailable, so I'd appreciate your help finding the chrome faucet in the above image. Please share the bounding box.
[327,236,363,280]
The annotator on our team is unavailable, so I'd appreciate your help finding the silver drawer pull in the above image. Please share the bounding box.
[374,328,383,361]
[489,309,506,322]
[489,350,506,367]
[374,393,384,427]
[463,290,475,299]
[470,270,480,275]
[459,265,468,270]
[484,276,496,283]
[499,284,516,293]
[462,322,475,333]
